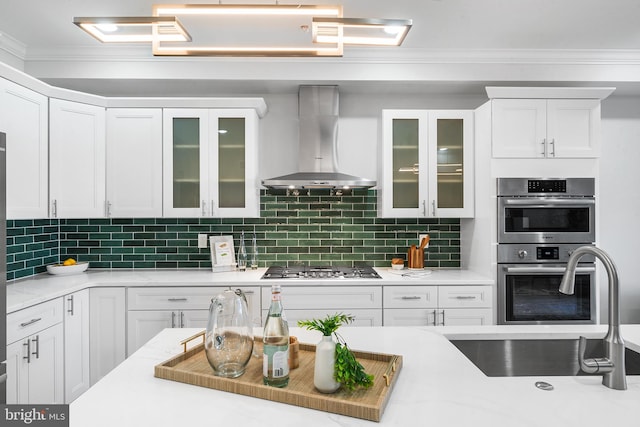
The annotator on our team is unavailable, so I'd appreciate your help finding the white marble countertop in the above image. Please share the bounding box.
[70,325,640,427]
[7,268,493,313]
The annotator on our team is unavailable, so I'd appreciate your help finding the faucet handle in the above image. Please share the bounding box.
[578,336,613,374]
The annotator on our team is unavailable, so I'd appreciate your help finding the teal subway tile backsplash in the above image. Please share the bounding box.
[6,189,460,280]
[7,219,60,280]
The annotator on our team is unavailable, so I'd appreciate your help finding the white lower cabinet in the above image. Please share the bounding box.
[126,287,260,356]
[6,298,65,404]
[383,285,493,326]
[261,286,383,326]
[64,289,90,402]
[89,288,126,385]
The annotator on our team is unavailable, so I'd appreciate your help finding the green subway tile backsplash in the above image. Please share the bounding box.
[6,189,460,280]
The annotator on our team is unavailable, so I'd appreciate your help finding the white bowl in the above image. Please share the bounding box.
[46,262,89,276]
[391,264,405,270]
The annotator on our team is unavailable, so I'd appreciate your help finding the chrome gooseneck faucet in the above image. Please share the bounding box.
[559,245,627,390]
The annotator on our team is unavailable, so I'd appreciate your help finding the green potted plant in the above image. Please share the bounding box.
[298,313,374,393]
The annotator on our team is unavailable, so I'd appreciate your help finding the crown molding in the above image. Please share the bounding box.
[0,31,27,60]
[20,46,640,66]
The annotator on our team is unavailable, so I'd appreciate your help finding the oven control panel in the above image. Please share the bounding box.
[498,244,595,264]
[527,179,566,193]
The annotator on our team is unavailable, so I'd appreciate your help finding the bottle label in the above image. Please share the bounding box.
[263,344,289,378]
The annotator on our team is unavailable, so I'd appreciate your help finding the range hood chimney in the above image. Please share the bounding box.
[262,85,376,190]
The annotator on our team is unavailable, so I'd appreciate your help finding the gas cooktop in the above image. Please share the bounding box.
[261,265,381,280]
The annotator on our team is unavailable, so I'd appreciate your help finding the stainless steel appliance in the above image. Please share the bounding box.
[1,132,7,402]
[497,243,596,324]
[497,177,595,244]
[262,86,376,190]
[497,177,597,325]
[262,265,381,280]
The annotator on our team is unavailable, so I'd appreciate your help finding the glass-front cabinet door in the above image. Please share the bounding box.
[209,110,259,217]
[163,109,209,217]
[163,109,259,218]
[380,109,474,218]
[380,110,429,217]
[428,110,474,218]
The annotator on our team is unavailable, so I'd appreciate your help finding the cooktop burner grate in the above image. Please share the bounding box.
[261,265,381,280]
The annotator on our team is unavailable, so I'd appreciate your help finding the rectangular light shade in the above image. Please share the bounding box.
[152,4,344,57]
[73,16,191,43]
[312,17,412,46]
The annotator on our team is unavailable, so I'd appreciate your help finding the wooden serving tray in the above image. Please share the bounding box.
[154,332,402,422]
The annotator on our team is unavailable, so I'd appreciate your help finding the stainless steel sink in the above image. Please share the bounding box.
[450,338,640,377]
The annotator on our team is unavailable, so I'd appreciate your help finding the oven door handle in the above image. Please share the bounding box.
[503,266,596,273]
[502,198,595,206]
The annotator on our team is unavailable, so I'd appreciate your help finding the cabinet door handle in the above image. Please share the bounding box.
[401,296,422,300]
[541,138,547,157]
[180,311,185,328]
[431,309,438,326]
[105,200,112,217]
[201,200,206,217]
[211,200,215,216]
[549,138,556,157]
[243,290,254,295]
[440,310,445,326]
[171,311,176,328]
[32,335,40,359]
[454,296,477,300]
[431,200,436,216]
[20,318,42,328]
[51,199,58,218]
[67,295,75,315]
[167,298,188,302]
[23,340,31,363]
[422,200,427,217]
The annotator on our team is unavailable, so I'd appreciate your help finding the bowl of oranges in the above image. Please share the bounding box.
[46,258,89,275]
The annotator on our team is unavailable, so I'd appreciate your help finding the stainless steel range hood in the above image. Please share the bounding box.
[262,85,376,190]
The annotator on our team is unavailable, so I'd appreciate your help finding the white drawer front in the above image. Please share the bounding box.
[263,309,382,327]
[7,298,64,344]
[438,286,493,308]
[261,286,382,310]
[384,308,436,326]
[383,286,437,309]
[127,287,259,310]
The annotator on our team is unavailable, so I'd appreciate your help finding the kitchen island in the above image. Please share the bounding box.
[70,325,640,427]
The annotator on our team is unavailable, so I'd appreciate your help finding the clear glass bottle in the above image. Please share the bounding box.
[263,284,289,387]
[237,231,247,271]
[250,233,258,270]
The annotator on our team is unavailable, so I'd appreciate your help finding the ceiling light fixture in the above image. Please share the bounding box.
[312,17,412,46]
[73,4,411,56]
[73,16,191,43]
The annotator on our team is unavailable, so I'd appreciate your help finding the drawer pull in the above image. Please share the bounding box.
[20,318,42,328]
[453,296,477,300]
[167,298,188,302]
[400,296,422,300]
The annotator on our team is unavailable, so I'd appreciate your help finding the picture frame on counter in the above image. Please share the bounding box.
[210,235,236,272]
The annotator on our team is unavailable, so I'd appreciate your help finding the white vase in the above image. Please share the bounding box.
[314,335,341,393]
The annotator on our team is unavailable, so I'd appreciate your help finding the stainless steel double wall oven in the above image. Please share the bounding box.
[497,178,597,324]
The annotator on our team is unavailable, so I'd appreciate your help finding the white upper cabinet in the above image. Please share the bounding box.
[163,108,259,218]
[106,108,163,217]
[0,78,49,219]
[379,109,474,218]
[492,98,601,158]
[50,98,106,218]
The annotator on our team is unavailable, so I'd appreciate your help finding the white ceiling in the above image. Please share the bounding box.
[1,0,640,97]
